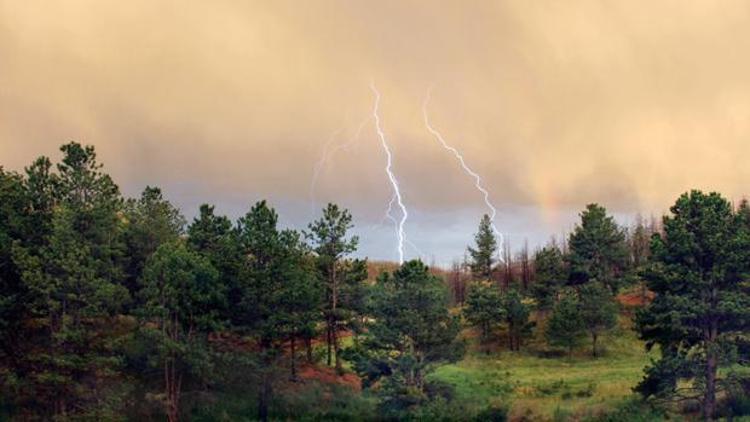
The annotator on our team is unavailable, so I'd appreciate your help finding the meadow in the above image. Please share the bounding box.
[432,315,657,420]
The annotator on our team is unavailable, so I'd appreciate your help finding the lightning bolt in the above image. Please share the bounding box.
[310,128,345,216]
[383,194,426,260]
[422,89,506,263]
[309,117,371,217]
[371,82,408,264]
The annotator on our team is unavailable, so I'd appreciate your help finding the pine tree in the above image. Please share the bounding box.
[568,204,628,292]
[531,246,567,311]
[13,206,130,418]
[236,200,320,420]
[463,281,504,352]
[635,191,750,419]
[123,186,185,302]
[545,291,585,357]
[306,203,359,373]
[468,214,498,280]
[503,289,533,352]
[10,143,130,418]
[139,241,224,422]
[0,168,28,356]
[348,260,465,416]
[579,282,617,357]
[187,204,242,323]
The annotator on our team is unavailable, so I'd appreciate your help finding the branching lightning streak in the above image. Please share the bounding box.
[422,89,506,263]
[383,194,426,260]
[310,117,373,217]
[310,128,345,216]
[371,82,408,264]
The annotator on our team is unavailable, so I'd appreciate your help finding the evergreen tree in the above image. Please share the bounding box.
[468,214,498,280]
[0,159,58,413]
[10,143,130,418]
[635,191,750,419]
[187,204,242,322]
[545,291,585,357]
[54,143,125,282]
[13,206,130,418]
[139,241,224,422]
[578,282,618,357]
[568,204,628,293]
[348,260,464,416]
[123,186,185,301]
[236,200,318,420]
[503,289,533,352]
[0,169,27,350]
[306,203,359,373]
[463,281,505,352]
[278,249,322,380]
[531,246,567,311]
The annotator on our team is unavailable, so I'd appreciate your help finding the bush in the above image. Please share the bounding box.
[721,377,750,419]
[583,399,664,422]
[473,403,509,422]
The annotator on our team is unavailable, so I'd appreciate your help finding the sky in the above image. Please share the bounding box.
[2,1,750,265]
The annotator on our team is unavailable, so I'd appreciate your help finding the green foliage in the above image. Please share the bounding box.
[463,281,505,346]
[306,203,362,371]
[139,241,224,421]
[468,214,498,280]
[187,204,243,323]
[635,190,750,418]
[236,201,313,344]
[568,204,628,292]
[123,186,185,303]
[583,398,665,422]
[532,246,567,311]
[546,291,586,356]
[8,143,131,418]
[5,142,750,420]
[0,168,29,349]
[579,282,618,357]
[503,289,534,351]
[236,200,323,419]
[348,260,465,415]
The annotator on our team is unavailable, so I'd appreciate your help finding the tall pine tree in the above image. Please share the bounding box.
[568,204,628,292]
[468,214,498,281]
[635,191,750,419]
[306,203,359,373]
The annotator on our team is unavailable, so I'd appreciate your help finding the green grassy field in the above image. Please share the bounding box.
[431,315,656,420]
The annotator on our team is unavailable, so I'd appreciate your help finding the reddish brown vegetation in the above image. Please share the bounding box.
[617,289,654,308]
[296,364,361,391]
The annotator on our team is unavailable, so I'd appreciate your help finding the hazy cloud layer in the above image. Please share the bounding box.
[2,1,750,262]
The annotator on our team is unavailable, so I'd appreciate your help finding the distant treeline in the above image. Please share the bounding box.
[1,143,749,420]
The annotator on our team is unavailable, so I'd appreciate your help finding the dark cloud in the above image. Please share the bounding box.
[2,0,750,263]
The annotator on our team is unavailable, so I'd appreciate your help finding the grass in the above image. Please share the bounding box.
[431,315,656,421]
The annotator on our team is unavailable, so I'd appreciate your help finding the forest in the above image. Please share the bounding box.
[2,142,750,421]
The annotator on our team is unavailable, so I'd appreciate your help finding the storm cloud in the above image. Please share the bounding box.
[2,0,750,263]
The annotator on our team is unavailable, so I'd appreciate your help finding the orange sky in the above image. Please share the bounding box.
[2,1,750,262]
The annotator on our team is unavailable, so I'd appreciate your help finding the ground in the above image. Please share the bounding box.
[284,288,659,421]
[431,315,655,421]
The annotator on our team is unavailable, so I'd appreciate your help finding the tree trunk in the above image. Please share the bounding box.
[592,333,598,357]
[290,336,298,381]
[333,325,342,374]
[331,262,343,374]
[166,357,179,422]
[704,352,716,420]
[305,336,313,363]
[326,321,332,366]
[258,372,270,422]
[704,318,719,420]
[703,290,719,421]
